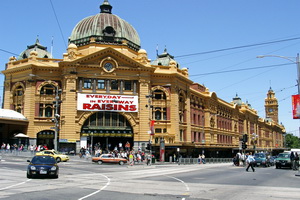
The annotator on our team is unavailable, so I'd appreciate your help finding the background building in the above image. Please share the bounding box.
[1,0,285,159]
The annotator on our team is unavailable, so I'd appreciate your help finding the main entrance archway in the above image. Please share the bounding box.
[80,111,133,152]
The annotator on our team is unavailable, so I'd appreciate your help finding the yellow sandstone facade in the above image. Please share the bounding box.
[1,1,285,159]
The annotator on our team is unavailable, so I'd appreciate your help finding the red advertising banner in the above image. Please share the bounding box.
[292,94,300,119]
[77,93,138,112]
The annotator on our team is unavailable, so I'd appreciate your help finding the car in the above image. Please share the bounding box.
[35,150,69,162]
[253,153,271,167]
[275,152,292,169]
[92,154,127,165]
[27,155,59,178]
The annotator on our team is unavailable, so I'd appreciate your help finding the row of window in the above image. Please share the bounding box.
[79,78,137,93]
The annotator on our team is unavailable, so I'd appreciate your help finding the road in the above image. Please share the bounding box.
[0,156,299,200]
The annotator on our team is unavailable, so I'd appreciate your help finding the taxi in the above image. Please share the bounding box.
[36,150,69,162]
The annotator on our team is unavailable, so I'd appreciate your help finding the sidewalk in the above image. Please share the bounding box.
[0,151,232,166]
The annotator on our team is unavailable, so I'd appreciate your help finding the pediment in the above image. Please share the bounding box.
[60,47,152,73]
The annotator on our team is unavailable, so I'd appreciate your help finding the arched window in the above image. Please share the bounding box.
[40,84,55,95]
[13,85,24,113]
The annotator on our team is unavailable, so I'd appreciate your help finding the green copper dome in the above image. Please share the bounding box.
[69,0,141,51]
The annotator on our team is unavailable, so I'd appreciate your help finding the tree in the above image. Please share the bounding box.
[285,133,300,148]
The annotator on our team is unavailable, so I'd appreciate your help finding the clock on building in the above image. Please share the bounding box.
[268,108,273,112]
[104,62,114,72]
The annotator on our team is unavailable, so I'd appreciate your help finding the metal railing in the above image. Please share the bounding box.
[178,157,232,165]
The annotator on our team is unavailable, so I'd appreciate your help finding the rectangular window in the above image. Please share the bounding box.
[111,80,119,90]
[39,104,43,117]
[83,79,92,89]
[155,128,162,133]
[97,79,105,89]
[124,80,132,91]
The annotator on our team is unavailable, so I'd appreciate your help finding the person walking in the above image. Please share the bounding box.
[246,152,255,172]
[129,152,134,166]
[290,151,295,170]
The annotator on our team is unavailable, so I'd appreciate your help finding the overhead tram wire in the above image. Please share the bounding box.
[189,63,293,77]
[175,36,300,58]
[49,0,67,49]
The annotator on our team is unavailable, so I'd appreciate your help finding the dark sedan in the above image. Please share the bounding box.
[27,155,59,178]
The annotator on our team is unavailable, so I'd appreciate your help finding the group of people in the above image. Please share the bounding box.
[79,141,153,166]
[198,154,206,164]
[233,152,255,172]
[1,143,49,155]
[1,143,25,154]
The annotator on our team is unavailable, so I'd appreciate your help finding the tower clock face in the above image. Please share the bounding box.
[268,108,273,112]
[104,62,114,71]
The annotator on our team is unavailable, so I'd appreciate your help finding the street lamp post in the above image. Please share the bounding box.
[53,87,62,152]
[257,54,300,94]
[146,94,153,158]
[251,133,258,153]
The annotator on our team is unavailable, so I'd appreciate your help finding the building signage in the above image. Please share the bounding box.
[77,93,138,112]
[292,94,300,119]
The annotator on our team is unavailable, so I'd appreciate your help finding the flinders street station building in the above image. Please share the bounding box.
[1,1,285,159]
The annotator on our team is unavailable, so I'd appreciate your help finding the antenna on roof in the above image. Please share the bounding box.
[51,36,54,58]
[156,44,159,57]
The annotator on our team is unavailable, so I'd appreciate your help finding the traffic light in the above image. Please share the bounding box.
[242,134,248,142]
[146,143,151,150]
[242,142,247,149]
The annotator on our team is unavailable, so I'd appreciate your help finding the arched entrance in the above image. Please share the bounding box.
[80,111,133,153]
[37,130,54,149]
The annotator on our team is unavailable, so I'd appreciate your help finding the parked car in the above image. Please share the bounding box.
[275,152,292,169]
[92,154,127,165]
[27,155,59,178]
[36,150,69,162]
[253,153,271,167]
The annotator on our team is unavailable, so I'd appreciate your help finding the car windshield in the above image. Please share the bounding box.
[254,153,265,158]
[277,153,290,158]
[31,156,56,164]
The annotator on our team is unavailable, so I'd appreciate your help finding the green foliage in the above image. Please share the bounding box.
[285,133,300,148]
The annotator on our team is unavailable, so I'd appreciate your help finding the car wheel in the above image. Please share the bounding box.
[27,173,32,179]
[56,157,61,162]
[119,161,124,165]
[98,160,103,165]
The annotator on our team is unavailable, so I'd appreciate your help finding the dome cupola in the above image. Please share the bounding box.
[69,0,141,51]
[18,38,52,60]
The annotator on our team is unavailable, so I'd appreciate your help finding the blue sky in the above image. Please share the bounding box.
[1,0,300,136]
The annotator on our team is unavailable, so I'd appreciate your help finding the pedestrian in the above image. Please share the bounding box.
[129,152,134,166]
[246,152,255,172]
[290,151,295,170]
[201,154,206,164]
[236,152,241,166]
[125,141,130,151]
[146,154,151,166]
[294,152,299,170]
[198,154,202,164]
[241,152,246,166]
[29,145,35,155]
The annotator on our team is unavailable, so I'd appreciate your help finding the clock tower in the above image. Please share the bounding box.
[265,87,279,123]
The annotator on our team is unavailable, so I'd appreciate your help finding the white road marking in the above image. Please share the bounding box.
[165,175,189,200]
[0,179,32,191]
[78,174,110,200]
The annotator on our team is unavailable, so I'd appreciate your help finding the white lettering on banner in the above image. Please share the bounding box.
[77,93,138,112]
